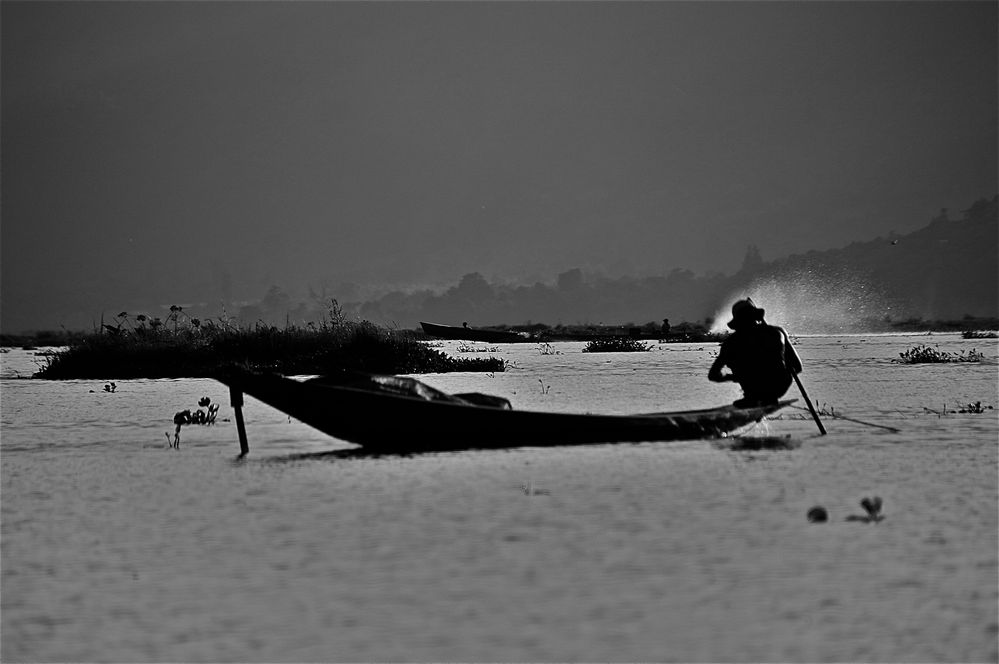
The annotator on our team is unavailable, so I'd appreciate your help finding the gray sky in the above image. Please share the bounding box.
[2,1,996,332]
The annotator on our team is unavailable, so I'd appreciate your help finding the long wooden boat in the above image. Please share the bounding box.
[217,369,793,454]
[420,321,530,343]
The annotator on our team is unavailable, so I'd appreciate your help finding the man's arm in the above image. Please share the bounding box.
[708,355,735,382]
[778,327,803,374]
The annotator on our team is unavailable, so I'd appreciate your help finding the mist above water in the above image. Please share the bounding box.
[711,272,898,335]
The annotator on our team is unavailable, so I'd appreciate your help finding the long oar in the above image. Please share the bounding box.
[764,318,826,435]
[791,371,826,435]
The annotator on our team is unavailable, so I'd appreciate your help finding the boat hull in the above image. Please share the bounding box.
[420,321,528,343]
[218,371,792,453]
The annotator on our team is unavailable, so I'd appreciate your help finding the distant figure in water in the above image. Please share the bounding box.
[708,298,802,407]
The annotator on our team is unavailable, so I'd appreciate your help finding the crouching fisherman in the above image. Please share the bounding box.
[709,298,802,407]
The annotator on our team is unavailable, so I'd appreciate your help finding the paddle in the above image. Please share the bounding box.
[766,319,827,436]
[791,371,827,435]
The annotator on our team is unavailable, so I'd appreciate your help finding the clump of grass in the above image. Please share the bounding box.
[892,345,985,364]
[456,342,500,353]
[925,401,995,415]
[37,302,504,379]
[582,337,652,353]
[954,401,993,414]
[962,330,998,339]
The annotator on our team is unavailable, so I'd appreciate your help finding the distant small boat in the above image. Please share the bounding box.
[420,321,530,343]
[217,369,794,454]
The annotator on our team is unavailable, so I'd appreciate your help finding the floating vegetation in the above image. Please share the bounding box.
[962,330,998,339]
[168,396,220,448]
[456,342,500,353]
[892,344,985,364]
[956,401,994,413]
[37,301,505,379]
[846,496,885,524]
[924,401,994,416]
[807,506,828,523]
[581,337,653,353]
[537,342,562,356]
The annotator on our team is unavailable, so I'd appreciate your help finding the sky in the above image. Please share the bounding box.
[2,1,996,332]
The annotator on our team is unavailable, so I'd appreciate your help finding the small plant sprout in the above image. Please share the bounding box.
[538,379,551,395]
[847,496,885,523]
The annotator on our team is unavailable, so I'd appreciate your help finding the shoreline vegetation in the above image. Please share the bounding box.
[27,307,505,380]
[6,316,998,349]
[4,308,997,380]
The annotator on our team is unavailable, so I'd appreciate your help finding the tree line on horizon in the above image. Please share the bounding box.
[5,196,995,338]
[306,195,999,332]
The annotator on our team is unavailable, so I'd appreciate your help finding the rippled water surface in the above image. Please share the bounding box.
[2,335,997,662]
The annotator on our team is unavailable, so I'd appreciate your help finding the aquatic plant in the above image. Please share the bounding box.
[36,303,505,379]
[169,396,221,448]
[962,330,998,339]
[456,342,500,353]
[846,496,885,524]
[807,506,828,523]
[955,401,994,414]
[537,342,561,355]
[892,344,985,364]
[925,401,994,415]
[581,337,652,353]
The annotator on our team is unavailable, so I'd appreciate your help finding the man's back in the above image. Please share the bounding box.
[718,323,797,401]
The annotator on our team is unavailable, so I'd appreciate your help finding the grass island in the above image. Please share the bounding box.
[31,313,504,380]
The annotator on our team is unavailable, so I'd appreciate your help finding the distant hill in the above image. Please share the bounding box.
[10,197,993,336]
[345,196,997,333]
[745,195,997,328]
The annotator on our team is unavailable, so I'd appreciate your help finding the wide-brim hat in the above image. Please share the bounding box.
[727,298,765,329]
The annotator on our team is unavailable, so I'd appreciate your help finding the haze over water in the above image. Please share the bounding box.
[2,1,995,332]
[2,334,996,661]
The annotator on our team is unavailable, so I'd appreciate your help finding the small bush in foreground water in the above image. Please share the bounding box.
[582,337,652,353]
[892,345,985,364]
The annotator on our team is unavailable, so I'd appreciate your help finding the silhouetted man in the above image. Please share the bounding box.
[708,298,802,406]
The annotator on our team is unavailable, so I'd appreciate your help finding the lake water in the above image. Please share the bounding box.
[2,334,997,662]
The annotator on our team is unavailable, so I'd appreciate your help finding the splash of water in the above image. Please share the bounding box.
[710,270,899,335]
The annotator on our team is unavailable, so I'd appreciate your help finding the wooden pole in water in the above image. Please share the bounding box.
[792,372,827,435]
[230,386,249,456]
[765,316,827,436]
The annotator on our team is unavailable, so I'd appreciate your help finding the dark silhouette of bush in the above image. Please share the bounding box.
[36,313,503,379]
